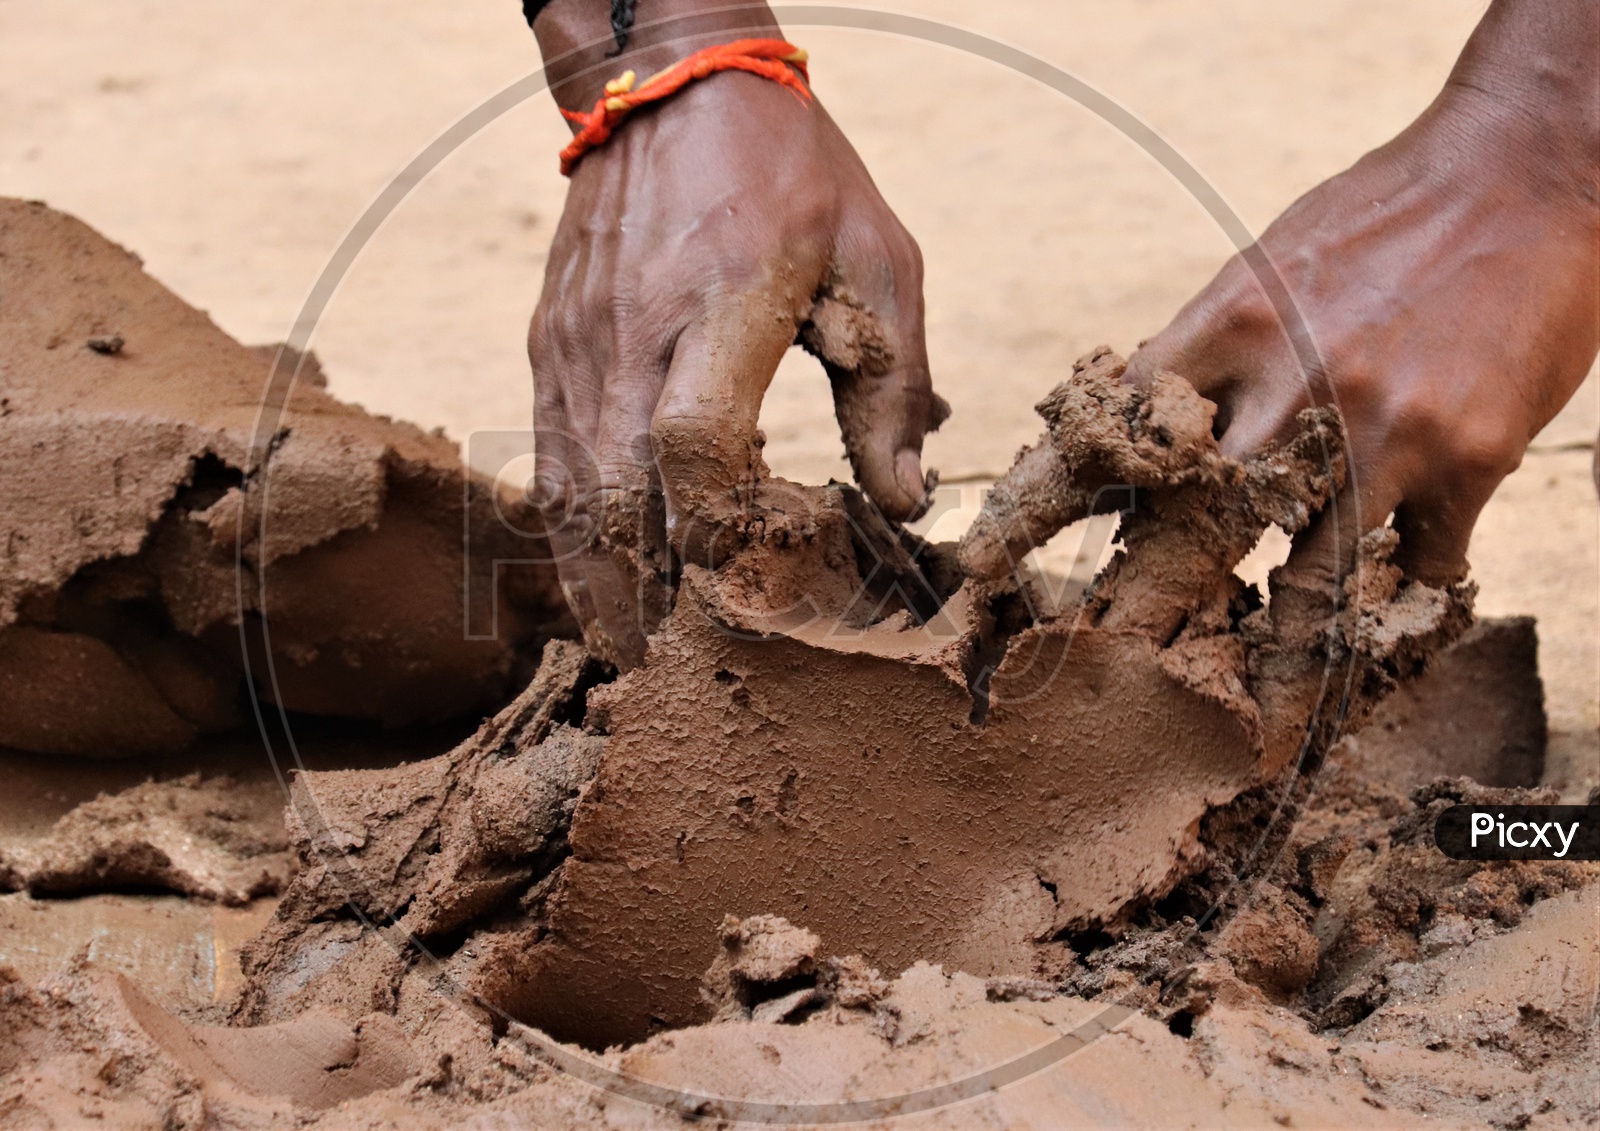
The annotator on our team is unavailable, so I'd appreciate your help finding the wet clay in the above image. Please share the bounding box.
[499,349,1468,1047]
[240,348,1472,1051]
[233,640,603,1023]
[1,772,290,905]
[0,286,1590,1123]
[1331,617,1547,790]
[0,199,573,756]
[5,865,1597,1128]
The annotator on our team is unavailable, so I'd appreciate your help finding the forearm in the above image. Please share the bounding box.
[1441,0,1599,194]
[529,0,782,114]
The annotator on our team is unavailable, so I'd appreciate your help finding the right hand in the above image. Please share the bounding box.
[528,5,944,669]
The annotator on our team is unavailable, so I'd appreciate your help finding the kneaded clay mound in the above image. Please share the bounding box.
[235,347,1473,1050]
[0,199,572,756]
[2,330,1593,1127]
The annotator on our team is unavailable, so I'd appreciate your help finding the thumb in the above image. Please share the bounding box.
[807,224,948,523]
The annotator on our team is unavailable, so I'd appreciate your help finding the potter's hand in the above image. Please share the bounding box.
[527,1,941,669]
[1125,0,1598,591]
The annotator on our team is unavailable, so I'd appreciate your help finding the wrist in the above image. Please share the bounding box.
[1437,0,1599,210]
[534,0,782,115]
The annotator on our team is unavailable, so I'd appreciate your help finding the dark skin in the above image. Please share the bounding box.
[529,0,939,668]
[528,0,1599,665]
[1122,0,1600,593]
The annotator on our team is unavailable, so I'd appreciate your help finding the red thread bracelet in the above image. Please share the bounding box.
[558,38,811,175]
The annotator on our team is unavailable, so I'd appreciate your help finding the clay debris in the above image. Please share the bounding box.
[6,873,1598,1128]
[234,640,603,1023]
[0,966,417,1125]
[1331,616,1547,790]
[0,199,572,757]
[1051,772,1596,1020]
[0,772,290,904]
[237,347,1473,1051]
[699,914,892,1025]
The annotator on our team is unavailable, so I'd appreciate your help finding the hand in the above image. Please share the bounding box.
[528,3,943,669]
[1124,0,1599,592]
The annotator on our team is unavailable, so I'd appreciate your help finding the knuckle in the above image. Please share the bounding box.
[530,467,572,518]
[689,259,761,305]
[886,221,924,277]
[528,303,587,367]
[1447,422,1524,481]
[600,288,642,327]
[1325,361,1378,409]
[1385,386,1444,445]
[650,408,715,450]
[1388,391,1522,483]
[1203,257,1276,329]
[554,303,590,350]
[1218,286,1277,337]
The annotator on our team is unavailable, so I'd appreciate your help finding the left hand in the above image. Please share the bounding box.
[1123,59,1598,590]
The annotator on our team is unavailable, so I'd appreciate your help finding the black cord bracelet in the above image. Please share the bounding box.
[521,0,637,55]
[608,0,637,53]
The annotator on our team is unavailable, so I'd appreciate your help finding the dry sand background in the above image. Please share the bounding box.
[2,0,1594,790]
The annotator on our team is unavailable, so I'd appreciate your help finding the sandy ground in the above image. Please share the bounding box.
[1,2,1598,1123]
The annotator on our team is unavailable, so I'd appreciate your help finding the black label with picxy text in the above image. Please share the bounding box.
[1434,805,1600,861]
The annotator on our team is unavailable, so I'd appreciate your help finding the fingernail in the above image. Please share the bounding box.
[895,449,927,506]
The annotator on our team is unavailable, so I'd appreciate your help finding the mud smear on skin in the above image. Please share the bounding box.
[0,198,573,757]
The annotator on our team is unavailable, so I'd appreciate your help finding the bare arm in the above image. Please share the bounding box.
[523,1,941,667]
[1124,0,1599,589]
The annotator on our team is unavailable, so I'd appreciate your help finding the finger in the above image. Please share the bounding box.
[1388,423,1515,586]
[811,216,946,523]
[1124,253,1339,465]
[585,322,679,664]
[530,309,617,663]
[651,285,797,560]
[545,292,684,672]
[1123,256,1282,402]
[1212,379,1309,463]
[1279,473,1403,599]
[1390,492,1486,589]
[532,394,607,657]
[529,246,655,670]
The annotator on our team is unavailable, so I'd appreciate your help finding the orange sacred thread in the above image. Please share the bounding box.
[558,38,811,175]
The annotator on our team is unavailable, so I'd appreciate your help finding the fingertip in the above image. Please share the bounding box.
[858,446,932,525]
[893,449,933,519]
[1122,333,1180,391]
[1119,349,1152,390]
